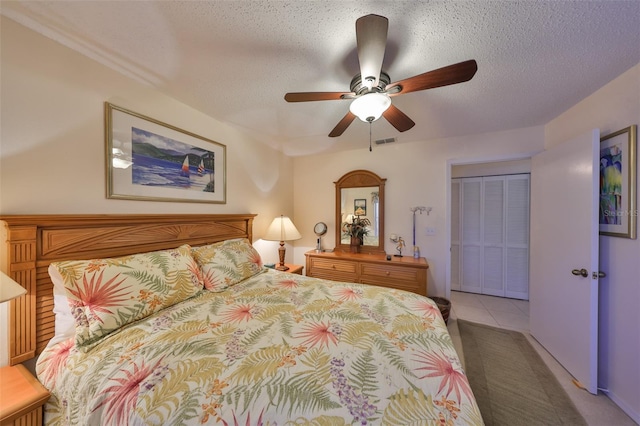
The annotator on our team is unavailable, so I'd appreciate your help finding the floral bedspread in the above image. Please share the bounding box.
[37,270,483,425]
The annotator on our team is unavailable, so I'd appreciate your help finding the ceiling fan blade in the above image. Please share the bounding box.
[329,112,356,137]
[382,104,415,132]
[387,59,478,96]
[356,14,388,88]
[284,92,355,102]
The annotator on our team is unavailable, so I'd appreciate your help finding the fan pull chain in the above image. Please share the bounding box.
[369,121,372,152]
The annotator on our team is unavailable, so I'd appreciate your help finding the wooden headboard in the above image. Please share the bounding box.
[0,214,256,365]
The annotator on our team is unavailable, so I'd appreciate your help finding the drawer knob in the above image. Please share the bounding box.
[332,264,336,269]
[386,271,390,276]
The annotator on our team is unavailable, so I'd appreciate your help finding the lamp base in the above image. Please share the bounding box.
[276,241,288,271]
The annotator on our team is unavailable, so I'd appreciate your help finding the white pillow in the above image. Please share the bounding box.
[48,264,76,345]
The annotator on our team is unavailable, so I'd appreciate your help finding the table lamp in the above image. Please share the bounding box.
[264,215,302,271]
[0,271,26,304]
[1,271,27,367]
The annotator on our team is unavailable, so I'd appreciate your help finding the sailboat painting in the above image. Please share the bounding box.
[106,103,226,203]
[130,127,218,194]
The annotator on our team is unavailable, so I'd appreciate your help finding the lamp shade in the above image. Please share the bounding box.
[349,92,391,122]
[0,271,27,303]
[264,216,302,242]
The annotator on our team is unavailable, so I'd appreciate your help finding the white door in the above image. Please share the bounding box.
[530,129,600,394]
[451,180,462,291]
[482,176,506,297]
[505,175,530,299]
[452,175,530,299]
[461,178,482,293]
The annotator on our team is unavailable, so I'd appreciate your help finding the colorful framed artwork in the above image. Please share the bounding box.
[105,103,226,203]
[354,198,367,216]
[599,125,636,239]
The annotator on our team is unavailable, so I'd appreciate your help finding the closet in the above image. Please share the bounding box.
[451,173,530,299]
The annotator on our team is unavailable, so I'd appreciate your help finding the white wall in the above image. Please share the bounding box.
[0,17,295,365]
[292,125,545,297]
[545,63,640,423]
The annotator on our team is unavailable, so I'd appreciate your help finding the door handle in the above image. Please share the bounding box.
[571,268,588,277]
[593,271,606,279]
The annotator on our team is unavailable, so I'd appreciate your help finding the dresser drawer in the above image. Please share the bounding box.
[360,276,425,295]
[308,269,356,283]
[309,257,357,274]
[359,263,426,295]
[360,263,421,282]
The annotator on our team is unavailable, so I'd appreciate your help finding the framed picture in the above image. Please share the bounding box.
[354,198,367,216]
[105,103,226,203]
[599,125,637,239]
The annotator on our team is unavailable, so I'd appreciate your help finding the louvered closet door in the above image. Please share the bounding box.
[505,175,530,299]
[482,177,506,296]
[460,178,482,293]
[454,174,530,299]
[450,180,462,291]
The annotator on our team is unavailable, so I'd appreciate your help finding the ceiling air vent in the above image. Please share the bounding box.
[375,137,397,145]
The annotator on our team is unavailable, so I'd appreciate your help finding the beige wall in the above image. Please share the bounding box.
[544,63,640,423]
[292,125,545,295]
[0,17,295,365]
[0,16,294,254]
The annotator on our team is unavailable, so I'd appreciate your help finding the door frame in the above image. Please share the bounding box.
[445,152,541,298]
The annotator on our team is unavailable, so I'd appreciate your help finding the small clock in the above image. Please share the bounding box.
[314,222,328,236]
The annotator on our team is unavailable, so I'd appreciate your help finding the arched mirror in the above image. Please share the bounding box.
[335,170,386,254]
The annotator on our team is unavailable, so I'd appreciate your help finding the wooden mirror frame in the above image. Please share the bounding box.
[334,170,386,254]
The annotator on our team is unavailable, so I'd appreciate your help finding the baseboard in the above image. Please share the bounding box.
[602,389,640,424]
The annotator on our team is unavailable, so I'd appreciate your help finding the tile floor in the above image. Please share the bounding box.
[448,290,637,426]
[450,290,530,332]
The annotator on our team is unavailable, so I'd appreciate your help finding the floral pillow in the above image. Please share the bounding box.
[49,244,203,350]
[191,238,264,292]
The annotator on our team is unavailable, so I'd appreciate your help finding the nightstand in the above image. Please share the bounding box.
[283,264,304,275]
[0,364,50,426]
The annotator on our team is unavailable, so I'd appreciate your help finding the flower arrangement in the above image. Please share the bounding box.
[342,216,371,241]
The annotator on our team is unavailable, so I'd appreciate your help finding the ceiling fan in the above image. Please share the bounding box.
[284,14,478,138]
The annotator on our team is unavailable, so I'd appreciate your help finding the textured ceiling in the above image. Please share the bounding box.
[2,1,639,155]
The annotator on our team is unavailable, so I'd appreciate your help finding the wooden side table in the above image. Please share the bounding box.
[283,264,304,275]
[0,364,50,426]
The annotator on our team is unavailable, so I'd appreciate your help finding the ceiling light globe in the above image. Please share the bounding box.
[350,92,391,122]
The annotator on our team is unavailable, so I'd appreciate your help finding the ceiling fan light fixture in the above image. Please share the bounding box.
[283,13,478,137]
[349,92,391,122]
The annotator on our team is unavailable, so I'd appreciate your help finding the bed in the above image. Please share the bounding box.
[1,214,482,425]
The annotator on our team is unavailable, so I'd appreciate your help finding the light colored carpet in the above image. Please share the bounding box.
[457,319,587,426]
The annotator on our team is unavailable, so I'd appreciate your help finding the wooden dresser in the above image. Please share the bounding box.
[305,250,428,296]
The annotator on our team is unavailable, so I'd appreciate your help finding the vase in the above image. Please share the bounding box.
[350,236,361,253]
